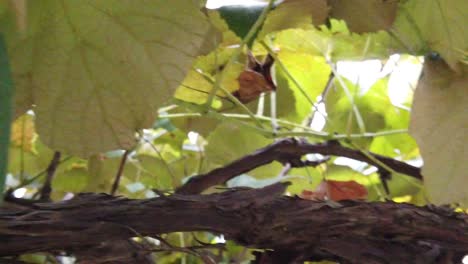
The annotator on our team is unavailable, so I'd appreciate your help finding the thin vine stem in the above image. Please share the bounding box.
[110,150,130,195]
[140,134,177,185]
[19,115,26,182]
[159,112,408,139]
[327,62,366,134]
[217,84,265,128]
[13,156,73,190]
[270,91,279,133]
[40,151,61,200]
[195,69,265,128]
[257,93,266,116]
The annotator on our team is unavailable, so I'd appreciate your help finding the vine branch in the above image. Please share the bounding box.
[0,183,466,263]
[176,138,422,195]
[39,151,61,201]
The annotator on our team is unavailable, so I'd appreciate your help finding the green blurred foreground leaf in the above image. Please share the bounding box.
[0,34,14,199]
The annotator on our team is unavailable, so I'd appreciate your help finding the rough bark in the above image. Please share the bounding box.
[1,183,466,263]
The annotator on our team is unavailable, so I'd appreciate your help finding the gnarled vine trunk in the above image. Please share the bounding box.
[1,183,467,263]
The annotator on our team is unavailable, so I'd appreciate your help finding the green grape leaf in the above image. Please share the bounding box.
[325,78,387,147]
[87,153,138,193]
[409,58,467,206]
[18,254,47,264]
[283,166,322,195]
[52,166,89,193]
[8,135,85,192]
[275,51,331,122]
[8,139,54,179]
[204,122,282,179]
[207,9,241,46]
[270,28,328,56]
[136,154,176,189]
[171,114,220,137]
[270,26,394,61]
[393,0,467,71]
[170,151,203,183]
[174,47,243,106]
[217,4,265,41]
[369,134,418,159]
[325,77,412,144]
[384,173,422,199]
[2,0,217,157]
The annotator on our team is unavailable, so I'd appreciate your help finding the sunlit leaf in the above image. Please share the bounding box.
[325,78,380,145]
[369,134,418,159]
[174,47,243,105]
[10,114,35,152]
[271,28,327,56]
[270,26,394,61]
[275,51,331,122]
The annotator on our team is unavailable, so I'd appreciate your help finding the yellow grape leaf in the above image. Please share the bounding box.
[410,57,468,206]
[174,47,243,106]
[276,51,331,121]
[10,114,35,152]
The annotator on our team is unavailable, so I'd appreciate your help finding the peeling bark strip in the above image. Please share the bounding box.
[177,138,423,194]
[1,183,466,263]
